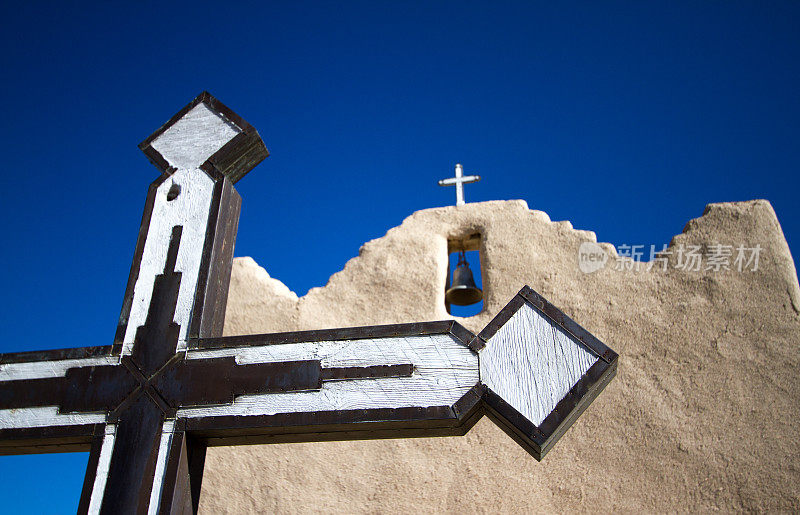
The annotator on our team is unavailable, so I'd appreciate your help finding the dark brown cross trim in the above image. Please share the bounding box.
[0,93,618,513]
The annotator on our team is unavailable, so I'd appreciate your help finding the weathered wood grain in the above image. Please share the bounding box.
[148,420,176,515]
[121,169,215,352]
[87,424,116,515]
[0,355,119,381]
[180,334,478,418]
[480,302,598,426]
[150,103,241,171]
[0,407,105,430]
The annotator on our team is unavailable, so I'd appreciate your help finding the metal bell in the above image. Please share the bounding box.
[446,251,483,306]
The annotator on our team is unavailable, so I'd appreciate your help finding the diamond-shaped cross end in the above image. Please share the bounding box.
[477,286,618,460]
[139,91,269,183]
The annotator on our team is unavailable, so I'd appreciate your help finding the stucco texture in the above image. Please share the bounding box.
[198,199,800,513]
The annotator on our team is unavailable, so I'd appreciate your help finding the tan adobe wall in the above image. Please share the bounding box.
[199,199,800,513]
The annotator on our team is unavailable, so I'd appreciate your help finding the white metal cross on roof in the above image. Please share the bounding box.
[438,163,481,206]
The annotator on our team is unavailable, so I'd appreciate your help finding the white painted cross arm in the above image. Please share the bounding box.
[181,286,619,459]
[0,286,616,462]
[1,293,615,465]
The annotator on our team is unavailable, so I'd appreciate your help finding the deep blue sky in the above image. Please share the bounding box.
[1,2,798,511]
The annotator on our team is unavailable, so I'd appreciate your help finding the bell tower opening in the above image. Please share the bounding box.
[445,233,484,317]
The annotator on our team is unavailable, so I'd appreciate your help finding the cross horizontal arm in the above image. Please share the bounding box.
[0,348,120,439]
[0,287,617,465]
[152,321,482,448]
[438,175,480,186]
[180,287,617,460]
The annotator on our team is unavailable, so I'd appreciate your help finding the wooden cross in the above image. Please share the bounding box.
[0,93,617,514]
[438,163,481,206]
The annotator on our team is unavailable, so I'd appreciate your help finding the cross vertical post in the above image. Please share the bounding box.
[95,92,269,512]
[0,92,270,514]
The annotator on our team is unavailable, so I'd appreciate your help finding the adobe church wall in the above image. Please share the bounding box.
[200,199,800,513]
